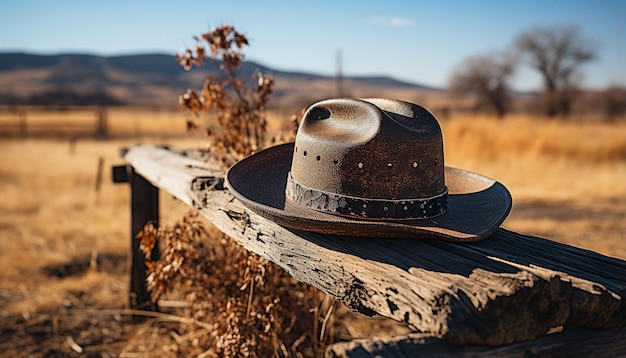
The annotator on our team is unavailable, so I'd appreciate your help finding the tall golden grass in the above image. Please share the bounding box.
[441,113,626,201]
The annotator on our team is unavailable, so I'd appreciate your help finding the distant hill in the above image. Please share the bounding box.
[0,53,441,109]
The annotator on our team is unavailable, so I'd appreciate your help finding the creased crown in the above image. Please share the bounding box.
[290,98,445,201]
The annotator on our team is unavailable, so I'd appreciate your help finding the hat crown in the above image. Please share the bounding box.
[290,98,445,201]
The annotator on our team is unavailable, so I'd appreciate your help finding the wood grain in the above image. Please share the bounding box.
[124,144,626,346]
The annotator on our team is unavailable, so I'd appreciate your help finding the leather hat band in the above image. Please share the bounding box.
[286,172,447,220]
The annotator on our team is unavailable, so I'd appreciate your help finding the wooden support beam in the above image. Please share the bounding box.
[112,164,160,310]
[123,144,626,346]
[129,166,160,310]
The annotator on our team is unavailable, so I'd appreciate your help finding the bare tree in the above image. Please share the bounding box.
[449,53,516,117]
[516,25,596,117]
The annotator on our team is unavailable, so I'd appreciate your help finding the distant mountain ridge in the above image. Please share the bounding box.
[0,52,440,108]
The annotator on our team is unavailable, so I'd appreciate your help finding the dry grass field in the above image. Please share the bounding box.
[441,113,626,258]
[0,107,625,356]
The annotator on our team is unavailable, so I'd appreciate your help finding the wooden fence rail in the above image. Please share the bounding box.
[0,108,107,137]
[114,144,626,356]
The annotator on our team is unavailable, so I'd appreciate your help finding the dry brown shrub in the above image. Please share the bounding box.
[139,213,326,357]
[177,25,275,166]
[136,25,326,357]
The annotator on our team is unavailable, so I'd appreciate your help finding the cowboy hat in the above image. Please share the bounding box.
[225,98,512,241]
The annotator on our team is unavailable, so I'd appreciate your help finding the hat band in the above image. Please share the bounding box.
[286,173,447,220]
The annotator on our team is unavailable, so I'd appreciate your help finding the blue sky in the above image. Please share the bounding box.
[0,0,624,91]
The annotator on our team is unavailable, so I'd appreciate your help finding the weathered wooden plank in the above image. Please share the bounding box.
[123,144,626,346]
[326,327,626,357]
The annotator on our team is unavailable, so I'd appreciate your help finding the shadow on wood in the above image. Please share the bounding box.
[327,326,626,357]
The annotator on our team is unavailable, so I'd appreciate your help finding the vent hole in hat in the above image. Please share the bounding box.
[303,150,307,157]
[333,159,339,165]
[387,163,393,169]
[357,162,364,169]
[434,159,439,166]
[308,106,331,120]
[413,161,419,168]
[316,155,321,161]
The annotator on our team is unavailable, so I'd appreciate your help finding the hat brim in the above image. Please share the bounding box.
[225,143,512,241]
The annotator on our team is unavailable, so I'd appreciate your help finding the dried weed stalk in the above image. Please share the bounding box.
[138,212,327,357]
[177,25,275,166]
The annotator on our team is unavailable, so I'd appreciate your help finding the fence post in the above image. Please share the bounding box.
[112,164,160,310]
[18,110,27,137]
[130,167,159,310]
[96,107,108,137]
